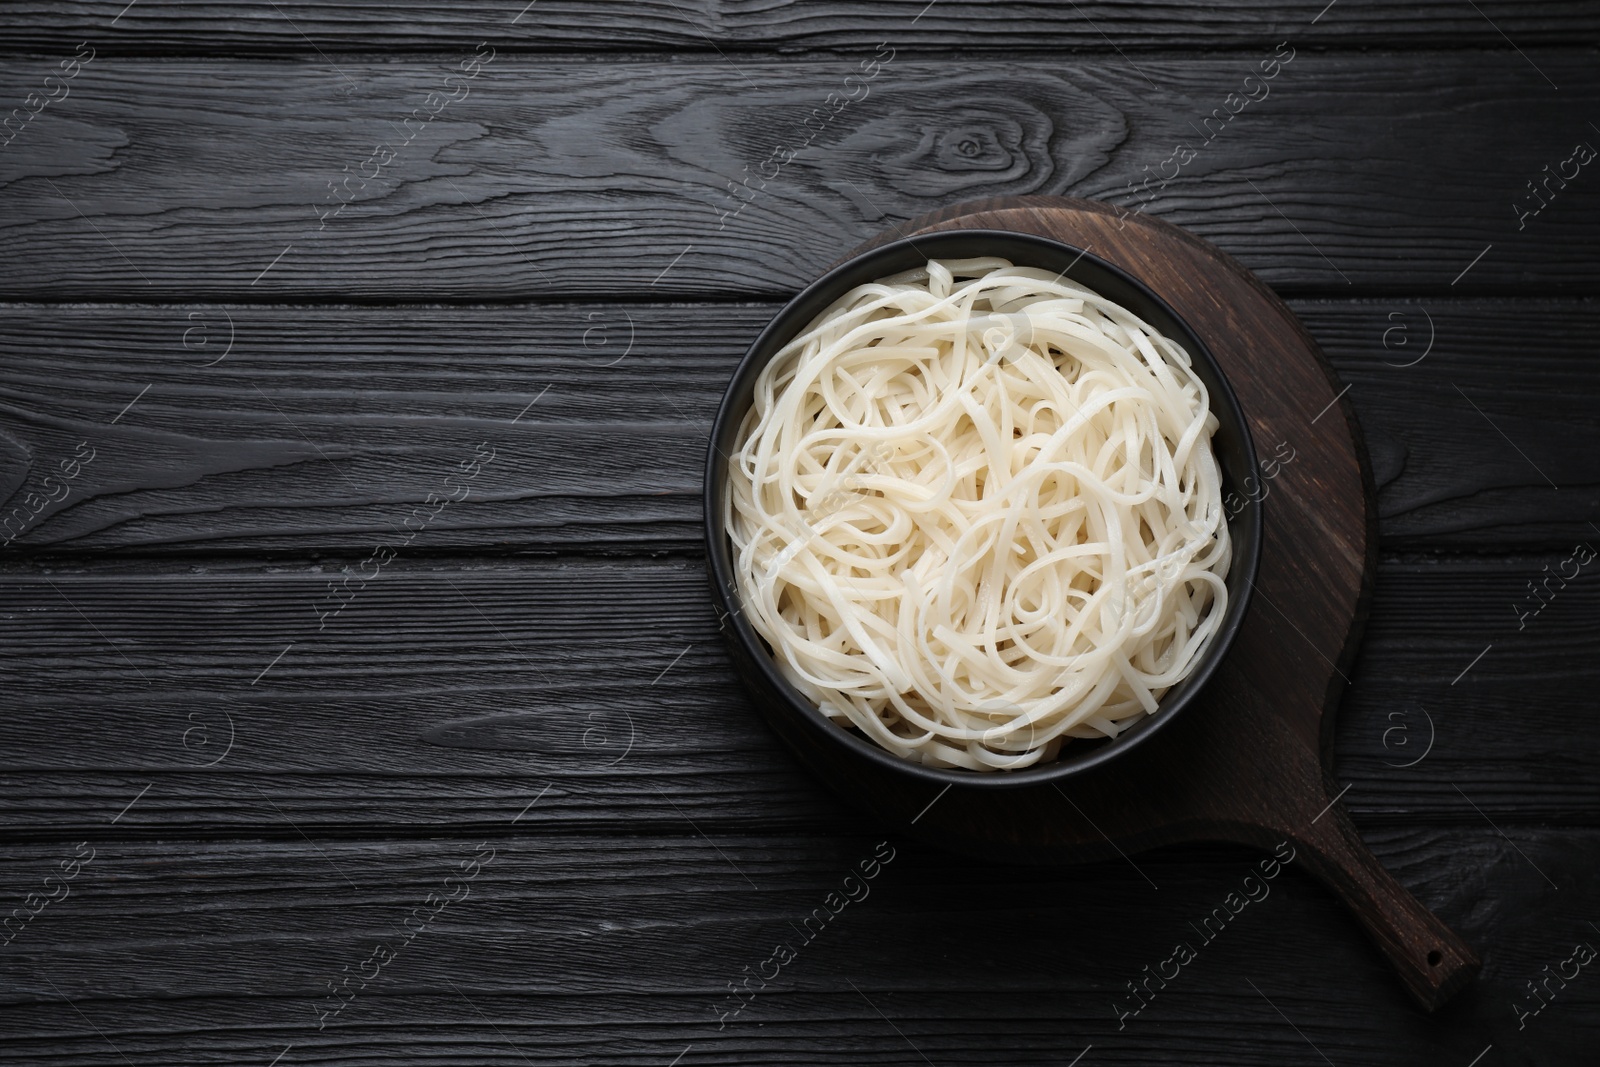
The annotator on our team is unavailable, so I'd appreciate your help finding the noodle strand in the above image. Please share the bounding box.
[727,259,1231,771]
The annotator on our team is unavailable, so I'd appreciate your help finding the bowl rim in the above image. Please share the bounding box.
[703,228,1262,790]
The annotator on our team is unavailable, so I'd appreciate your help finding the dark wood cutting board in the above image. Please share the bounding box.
[760,195,1479,1010]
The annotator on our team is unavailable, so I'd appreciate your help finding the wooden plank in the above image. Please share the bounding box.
[6,1,1598,53]
[0,55,1595,299]
[0,828,1591,1065]
[0,300,1591,555]
[1300,298,1600,548]
[1,553,1594,834]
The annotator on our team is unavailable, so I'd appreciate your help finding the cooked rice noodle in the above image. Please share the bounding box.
[726,257,1231,771]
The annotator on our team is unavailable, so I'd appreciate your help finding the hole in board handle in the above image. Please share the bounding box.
[1427,950,1443,967]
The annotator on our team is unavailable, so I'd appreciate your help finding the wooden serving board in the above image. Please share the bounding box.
[766,195,1479,1010]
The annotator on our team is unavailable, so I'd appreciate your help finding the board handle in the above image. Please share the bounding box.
[1289,801,1480,1010]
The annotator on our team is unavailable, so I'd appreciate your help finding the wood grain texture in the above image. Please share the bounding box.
[2,553,1593,836]
[0,300,1592,555]
[6,0,1600,52]
[0,55,1596,299]
[0,828,1592,1066]
[0,1,1593,1060]
[1295,298,1600,547]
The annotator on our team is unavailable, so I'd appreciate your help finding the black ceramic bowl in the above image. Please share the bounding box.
[705,229,1261,790]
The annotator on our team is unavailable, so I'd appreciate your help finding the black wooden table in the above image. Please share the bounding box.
[2,3,1597,1064]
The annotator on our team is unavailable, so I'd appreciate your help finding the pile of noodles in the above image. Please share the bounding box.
[726,257,1231,771]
